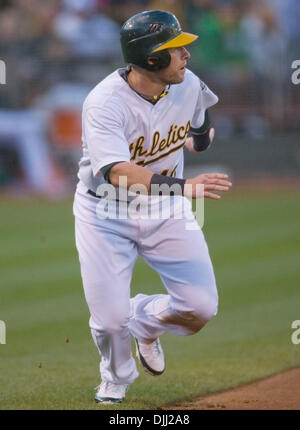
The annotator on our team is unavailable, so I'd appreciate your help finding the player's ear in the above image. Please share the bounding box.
[147,57,159,66]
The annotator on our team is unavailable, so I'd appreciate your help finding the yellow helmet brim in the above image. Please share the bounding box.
[151,32,198,53]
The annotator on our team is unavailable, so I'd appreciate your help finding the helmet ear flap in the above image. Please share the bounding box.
[147,51,171,71]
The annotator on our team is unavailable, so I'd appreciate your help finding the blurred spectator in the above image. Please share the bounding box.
[0,108,64,195]
[188,0,246,72]
[53,0,121,58]
[109,0,149,24]
[239,1,284,78]
[266,0,300,62]
[239,0,286,123]
[0,0,68,109]
[147,0,186,26]
[0,0,62,56]
[35,82,91,183]
[0,82,91,195]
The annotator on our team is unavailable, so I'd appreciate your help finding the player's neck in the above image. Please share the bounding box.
[127,67,167,99]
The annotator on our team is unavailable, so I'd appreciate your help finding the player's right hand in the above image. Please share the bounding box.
[184,173,232,200]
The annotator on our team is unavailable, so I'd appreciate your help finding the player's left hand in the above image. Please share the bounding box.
[184,128,215,153]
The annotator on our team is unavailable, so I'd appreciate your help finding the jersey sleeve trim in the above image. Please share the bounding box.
[100,161,126,182]
[189,110,210,134]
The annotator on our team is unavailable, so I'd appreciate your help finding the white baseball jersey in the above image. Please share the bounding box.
[78,68,218,192]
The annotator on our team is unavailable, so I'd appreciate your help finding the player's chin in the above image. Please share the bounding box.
[170,71,186,84]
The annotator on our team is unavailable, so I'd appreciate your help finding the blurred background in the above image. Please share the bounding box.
[1,0,300,410]
[0,0,299,196]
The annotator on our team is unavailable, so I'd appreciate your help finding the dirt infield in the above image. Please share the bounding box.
[164,367,300,410]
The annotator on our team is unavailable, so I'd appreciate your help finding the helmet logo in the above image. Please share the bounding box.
[148,23,162,33]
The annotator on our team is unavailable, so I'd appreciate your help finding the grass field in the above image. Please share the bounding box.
[0,188,300,410]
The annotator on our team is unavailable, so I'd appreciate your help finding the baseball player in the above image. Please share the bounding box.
[73,10,232,404]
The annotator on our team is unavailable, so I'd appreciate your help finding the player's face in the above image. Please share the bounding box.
[158,46,191,84]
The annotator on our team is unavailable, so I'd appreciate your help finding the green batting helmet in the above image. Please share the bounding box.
[120,10,198,71]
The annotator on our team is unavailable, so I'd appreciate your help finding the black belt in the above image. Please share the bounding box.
[87,189,136,203]
[87,189,101,198]
[87,189,131,202]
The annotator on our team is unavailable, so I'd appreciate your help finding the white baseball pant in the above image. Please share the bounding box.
[73,181,218,385]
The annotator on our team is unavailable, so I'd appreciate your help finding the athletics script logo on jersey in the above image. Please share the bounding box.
[130,120,190,171]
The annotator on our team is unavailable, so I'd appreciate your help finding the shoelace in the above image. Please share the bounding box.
[153,340,161,357]
[141,340,161,358]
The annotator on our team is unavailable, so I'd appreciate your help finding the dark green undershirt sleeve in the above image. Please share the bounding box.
[100,161,124,183]
[189,109,210,134]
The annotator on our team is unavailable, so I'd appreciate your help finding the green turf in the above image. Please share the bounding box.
[0,189,299,409]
